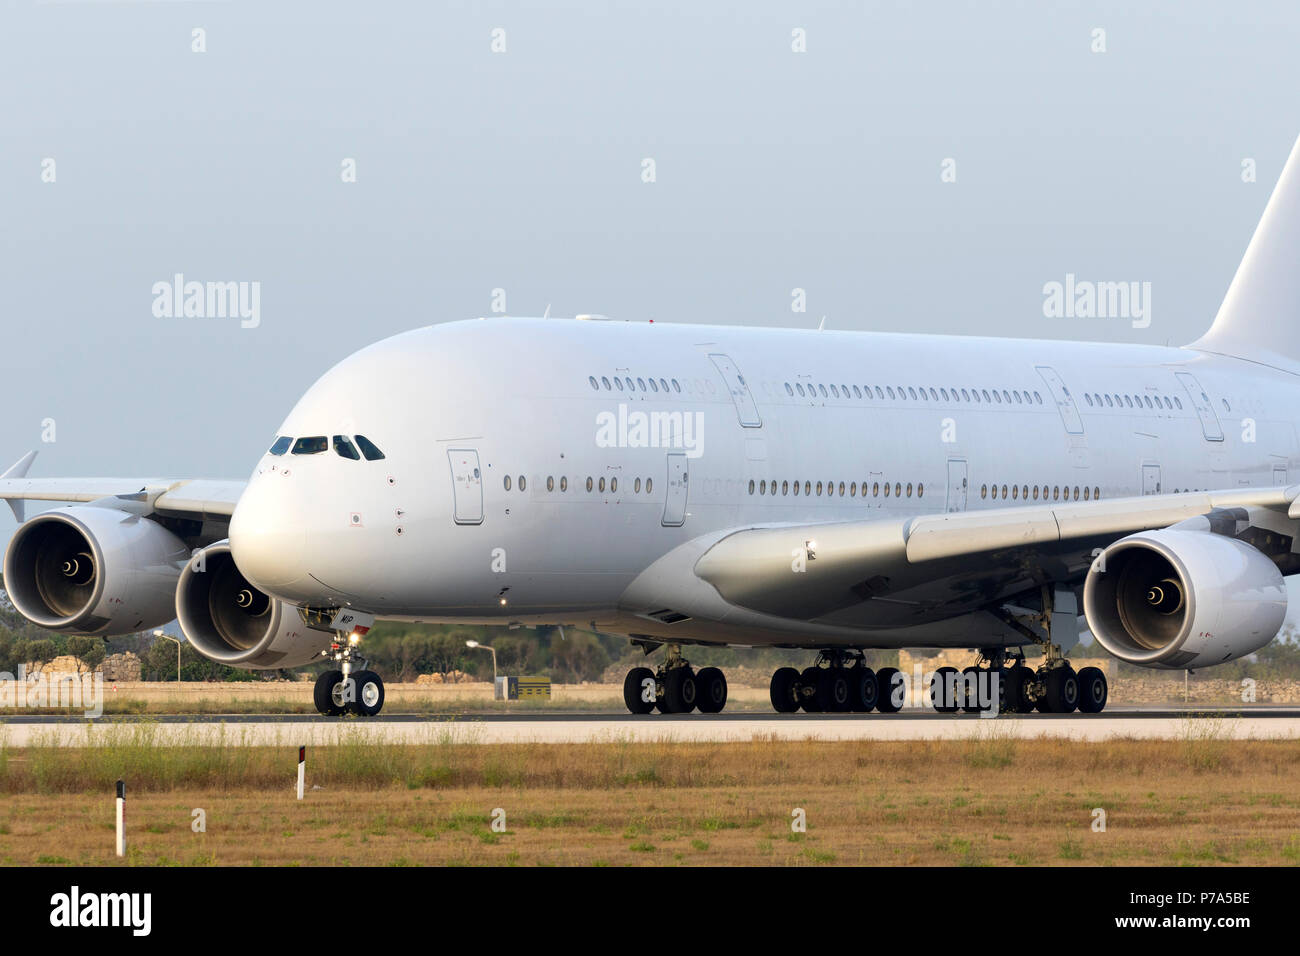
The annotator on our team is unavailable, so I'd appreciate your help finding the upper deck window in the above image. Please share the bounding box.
[291,436,328,455]
[354,435,386,461]
[268,436,292,456]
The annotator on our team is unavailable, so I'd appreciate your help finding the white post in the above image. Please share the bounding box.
[115,779,125,857]
[297,746,305,800]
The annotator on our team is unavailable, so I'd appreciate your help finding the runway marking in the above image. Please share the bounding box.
[3,711,1299,746]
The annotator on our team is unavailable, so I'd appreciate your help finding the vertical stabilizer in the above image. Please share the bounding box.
[1190,135,1300,372]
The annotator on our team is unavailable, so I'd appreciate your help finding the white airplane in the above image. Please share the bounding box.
[5,137,1300,719]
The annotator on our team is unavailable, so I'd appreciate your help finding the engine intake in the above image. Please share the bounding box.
[177,541,330,669]
[3,507,188,634]
[1083,527,1286,669]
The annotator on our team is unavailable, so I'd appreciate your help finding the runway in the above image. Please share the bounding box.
[3,706,1299,745]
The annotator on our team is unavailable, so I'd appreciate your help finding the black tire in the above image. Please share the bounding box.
[799,667,825,713]
[1076,666,1108,713]
[931,666,959,713]
[827,669,851,712]
[849,666,878,713]
[999,666,1033,714]
[1044,667,1080,714]
[662,667,698,714]
[960,666,985,713]
[1011,665,1037,713]
[770,667,801,713]
[624,667,656,714]
[314,669,346,716]
[875,666,905,713]
[696,667,728,713]
[351,670,385,716]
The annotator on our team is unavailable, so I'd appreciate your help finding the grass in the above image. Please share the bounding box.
[0,732,1298,865]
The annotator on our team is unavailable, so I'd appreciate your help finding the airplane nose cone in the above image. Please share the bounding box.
[229,475,308,591]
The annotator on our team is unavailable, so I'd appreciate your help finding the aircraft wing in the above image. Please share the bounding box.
[625,485,1300,632]
[0,452,245,523]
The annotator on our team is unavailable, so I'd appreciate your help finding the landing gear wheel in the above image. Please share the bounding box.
[349,670,385,716]
[1043,667,1080,714]
[770,667,801,713]
[314,669,346,716]
[799,667,826,713]
[930,666,959,713]
[875,666,905,713]
[1076,666,1108,713]
[696,667,728,713]
[960,666,984,714]
[849,667,878,713]
[827,670,851,712]
[1000,666,1035,714]
[661,667,698,714]
[624,667,656,714]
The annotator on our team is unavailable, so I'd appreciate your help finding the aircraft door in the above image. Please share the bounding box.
[945,458,968,512]
[1174,372,1225,441]
[1142,463,1161,495]
[1035,366,1085,434]
[447,448,484,525]
[662,453,689,527]
[708,353,762,427]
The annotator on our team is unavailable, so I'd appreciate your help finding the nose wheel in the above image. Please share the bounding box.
[314,631,385,717]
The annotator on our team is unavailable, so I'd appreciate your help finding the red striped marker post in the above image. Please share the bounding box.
[115,780,125,857]
[297,746,305,800]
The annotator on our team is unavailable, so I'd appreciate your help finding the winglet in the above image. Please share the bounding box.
[1,450,38,522]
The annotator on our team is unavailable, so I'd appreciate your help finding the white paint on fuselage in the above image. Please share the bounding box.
[227,318,1299,640]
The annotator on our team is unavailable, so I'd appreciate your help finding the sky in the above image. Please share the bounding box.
[2,1,1298,495]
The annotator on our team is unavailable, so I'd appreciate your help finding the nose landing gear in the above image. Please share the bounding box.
[313,631,385,717]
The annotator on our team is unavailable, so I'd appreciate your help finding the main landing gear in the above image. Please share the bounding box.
[769,650,882,713]
[622,643,728,714]
[984,585,1109,715]
[313,631,386,717]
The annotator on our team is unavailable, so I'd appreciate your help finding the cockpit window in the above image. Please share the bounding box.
[291,436,328,455]
[268,436,292,456]
[354,435,385,461]
[333,436,360,460]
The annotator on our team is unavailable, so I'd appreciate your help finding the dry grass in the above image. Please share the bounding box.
[1,732,1299,865]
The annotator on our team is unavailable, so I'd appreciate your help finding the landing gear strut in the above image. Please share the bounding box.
[622,643,728,715]
[990,585,1107,714]
[313,630,385,717]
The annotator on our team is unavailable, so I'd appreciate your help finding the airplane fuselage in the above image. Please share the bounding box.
[226,317,1298,649]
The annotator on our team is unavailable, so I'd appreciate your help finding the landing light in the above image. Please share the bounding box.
[348,631,360,645]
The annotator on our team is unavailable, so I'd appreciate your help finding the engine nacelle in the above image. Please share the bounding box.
[176,541,330,669]
[1083,527,1286,670]
[3,506,189,635]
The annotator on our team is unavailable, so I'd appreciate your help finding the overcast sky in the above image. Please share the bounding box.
[2,0,1298,497]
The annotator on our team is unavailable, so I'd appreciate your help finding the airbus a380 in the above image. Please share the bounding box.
[5,138,1300,719]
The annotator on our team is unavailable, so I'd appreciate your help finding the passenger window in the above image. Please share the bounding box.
[588,376,599,390]
[637,378,647,391]
[785,383,794,395]
[646,478,653,493]
[268,436,292,456]
[333,436,361,460]
[602,377,612,390]
[354,435,386,460]
[504,476,512,491]
[292,436,328,455]
[519,476,527,491]
[796,384,806,397]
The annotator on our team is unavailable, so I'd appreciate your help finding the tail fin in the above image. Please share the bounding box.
[1190,135,1300,372]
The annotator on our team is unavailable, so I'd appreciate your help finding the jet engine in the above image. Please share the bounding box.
[3,506,188,634]
[1082,527,1286,669]
[176,541,330,669]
